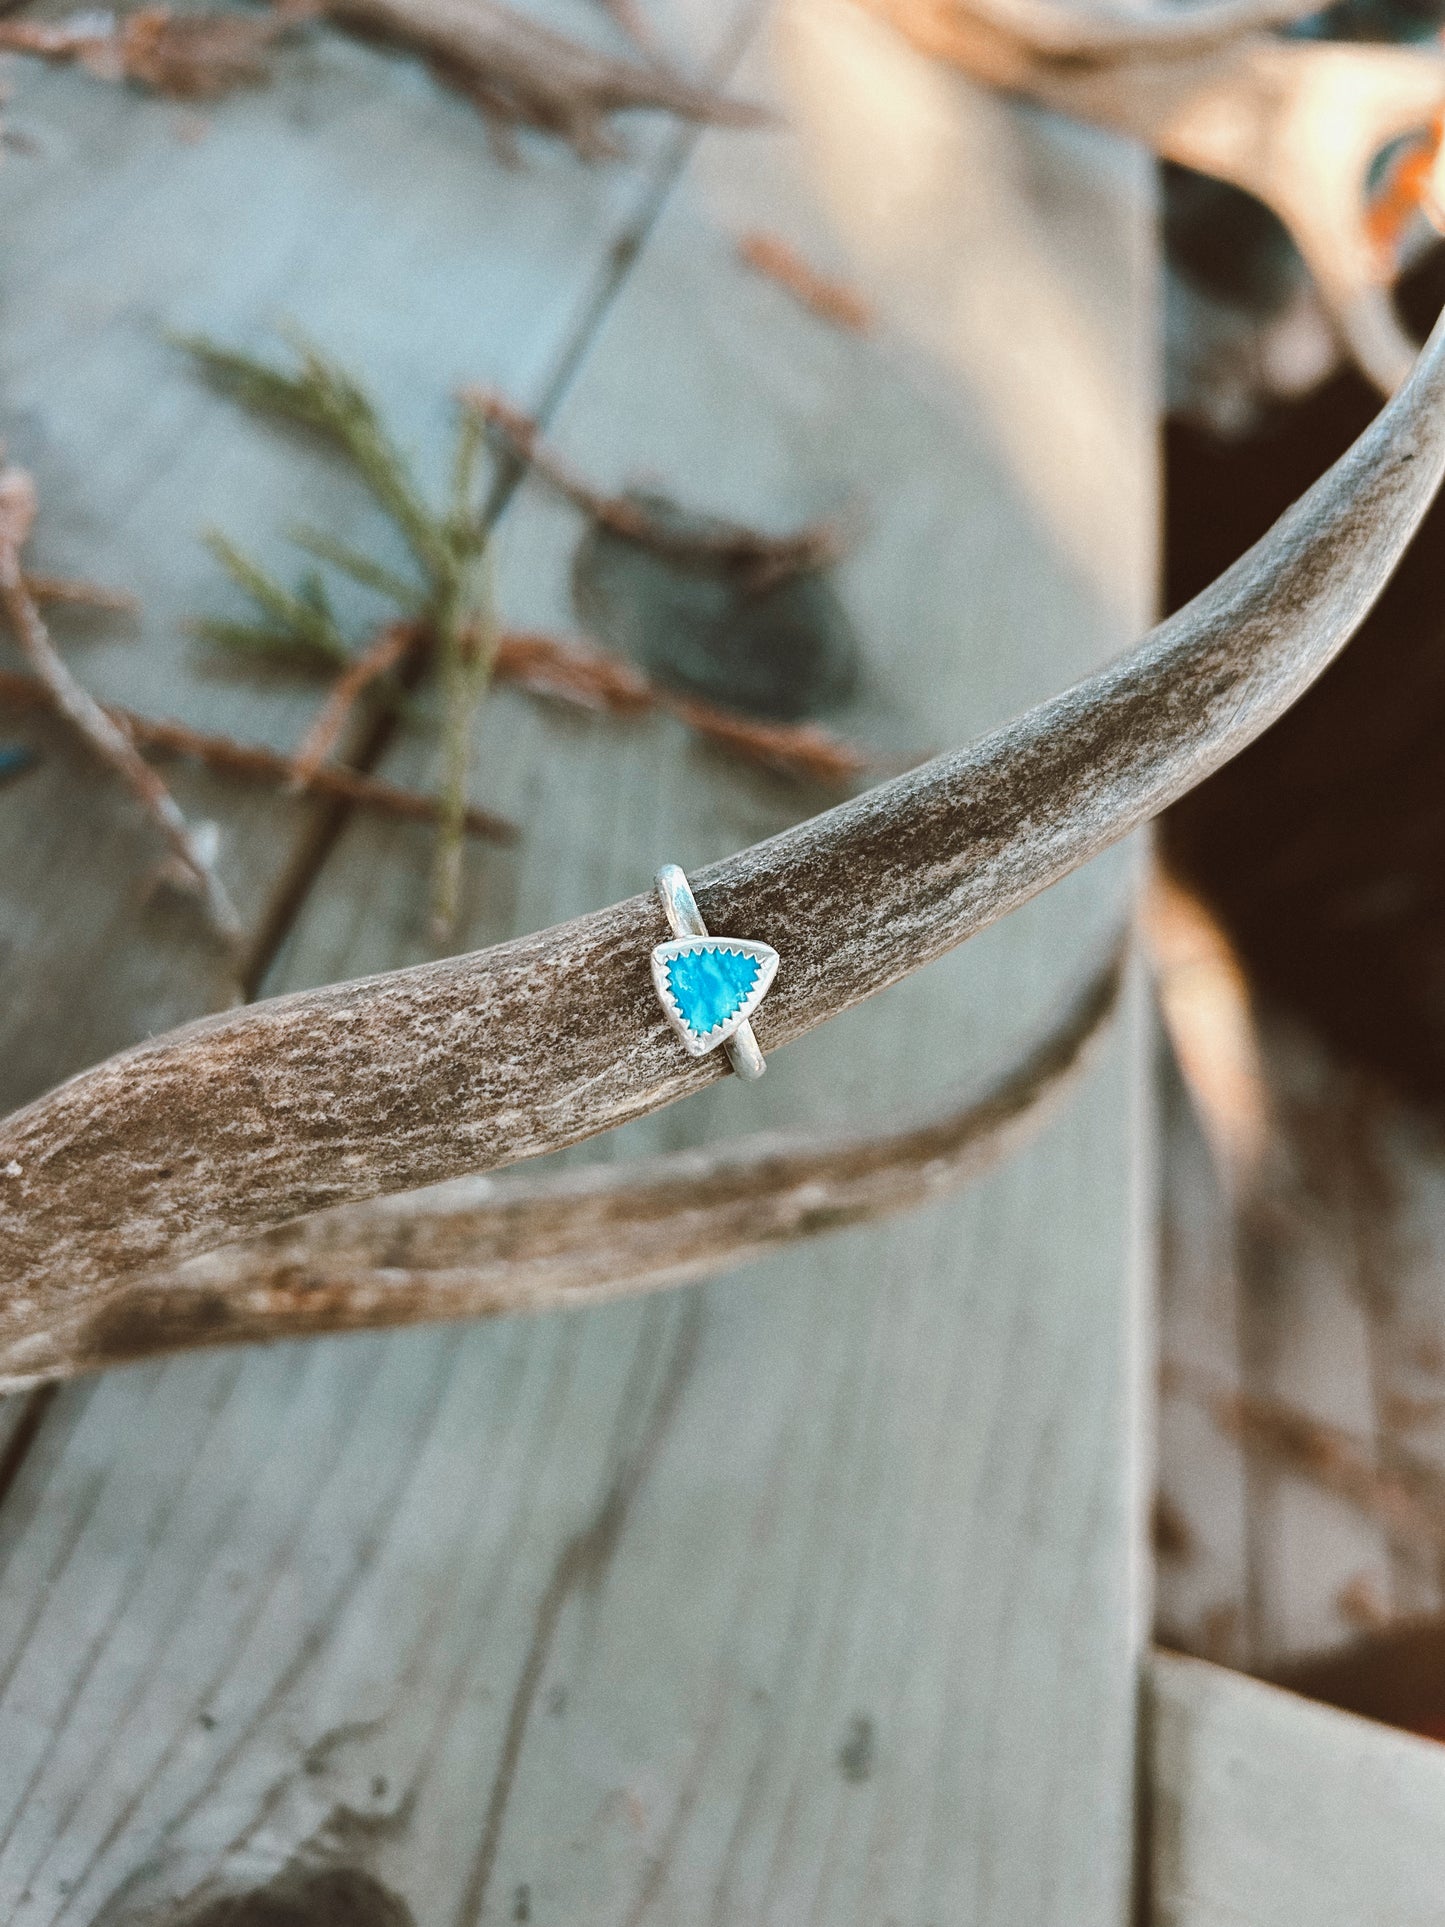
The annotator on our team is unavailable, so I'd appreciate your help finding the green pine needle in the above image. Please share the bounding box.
[288,524,424,609]
[185,331,501,941]
[180,331,447,579]
[187,617,337,668]
[201,529,350,667]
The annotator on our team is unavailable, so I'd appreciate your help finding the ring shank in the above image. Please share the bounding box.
[655,864,766,1081]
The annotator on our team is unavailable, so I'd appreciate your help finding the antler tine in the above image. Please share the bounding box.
[868,0,1445,397]
[5,307,1445,1347]
[882,0,1326,69]
[1157,41,1445,396]
[2,942,1123,1389]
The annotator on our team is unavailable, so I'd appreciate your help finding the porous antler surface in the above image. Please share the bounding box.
[4,943,1120,1387]
[5,307,1445,1370]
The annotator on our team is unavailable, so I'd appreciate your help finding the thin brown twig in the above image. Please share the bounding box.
[493,628,650,713]
[23,573,140,613]
[660,687,871,786]
[314,0,764,160]
[492,629,874,786]
[284,622,873,793]
[737,231,874,335]
[461,386,842,590]
[0,0,759,152]
[1170,1363,1445,1558]
[0,667,518,842]
[289,618,417,788]
[0,6,298,98]
[0,465,243,944]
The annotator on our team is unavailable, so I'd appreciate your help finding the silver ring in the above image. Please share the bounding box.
[651,865,777,1082]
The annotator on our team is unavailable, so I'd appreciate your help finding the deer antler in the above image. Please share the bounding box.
[914,0,1327,61]
[865,0,1445,395]
[3,942,1122,1388]
[5,307,1445,1370]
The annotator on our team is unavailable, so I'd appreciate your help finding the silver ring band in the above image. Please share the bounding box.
[652,864,773,1081]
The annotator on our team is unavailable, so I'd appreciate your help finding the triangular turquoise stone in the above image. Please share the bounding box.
[665,946,761,1038]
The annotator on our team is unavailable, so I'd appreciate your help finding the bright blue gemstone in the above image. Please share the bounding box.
[666,946,761,1038]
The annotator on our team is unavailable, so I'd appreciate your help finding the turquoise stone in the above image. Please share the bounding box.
[666,946,761,1038]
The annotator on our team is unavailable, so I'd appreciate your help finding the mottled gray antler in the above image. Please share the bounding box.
[4,306,1445,1370]
[2,944,1121,1388]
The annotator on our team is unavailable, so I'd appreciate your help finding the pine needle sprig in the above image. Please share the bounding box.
[185,336,877,941]
[184,332,500,939]
[287,523,425,611]
[181,331,448,581]
[197,531,352,669]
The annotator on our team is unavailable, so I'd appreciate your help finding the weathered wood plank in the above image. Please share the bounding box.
[1154,1048,1253,1669]
[0,3,1156,1922]
[0,0,749,1112]
[1149,1646,1445,1925]
[1240,1031,1397,1660]
[1156,1015,1432,1670]
[1329,1088,1445,1625]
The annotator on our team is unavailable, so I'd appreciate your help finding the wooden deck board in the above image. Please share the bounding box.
[1154,1052,1253,1669]
[1155,1018,1445,1671]
[0,3,1157,1920]
[1149,1648,1445,1926]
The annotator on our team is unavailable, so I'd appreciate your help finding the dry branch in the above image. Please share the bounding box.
[493,629,873,785]
[0,0,761,156]
[271,619,872,797]
[464,387,841,589]
[0,466,243,946]
[0,667,519,842]
[24,572,139,613]
[0,5,297,97]
[315,0,765,157]
[289,618,416,788]
[5,308,1445,1349]
[737,231,874,334]
[867,0,1445,395]
[7,942,1121,1386]
[1173,1367,1445,1560]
